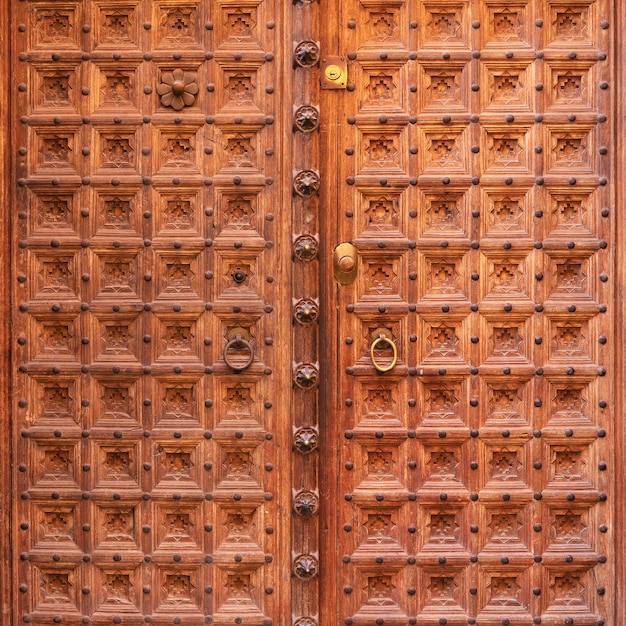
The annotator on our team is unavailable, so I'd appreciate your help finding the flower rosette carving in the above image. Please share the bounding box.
[294,363,319,389]
[294,40,320,67]
[293,170,320,197]
[293,554,319,580]
[294,618,317,626]
[293,235,319,261]
[294,427,318,453]
[294,298,319,324]
[294,105,320,132]
[157,69,199,110]
[293,490,319,516]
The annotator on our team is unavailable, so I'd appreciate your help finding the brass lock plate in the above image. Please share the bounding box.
[333,242,358,284]
[321,56,347,89]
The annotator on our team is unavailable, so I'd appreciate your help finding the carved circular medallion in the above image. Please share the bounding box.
[294,298,319,324]
[293,235,319,261]
[294,363,319,389]
[294,490,319,517]
[294,41,320,67]
[294,427,319,453]
[294,105,320,132]
[293,170,320,197]
[293,554,319,580]
[294,618,318,626]
[156,69,199,110]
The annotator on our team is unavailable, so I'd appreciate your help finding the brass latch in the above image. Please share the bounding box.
[333,243,357,284]
[321,56,347,89]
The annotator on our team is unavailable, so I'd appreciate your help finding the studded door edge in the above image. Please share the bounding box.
[8,1,297,625]
[322,0,619,624]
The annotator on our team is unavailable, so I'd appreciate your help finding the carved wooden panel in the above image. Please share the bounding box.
[323,0,614,624]
[11,1,295,625]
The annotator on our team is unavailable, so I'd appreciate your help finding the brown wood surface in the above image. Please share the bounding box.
[1,0,625,625]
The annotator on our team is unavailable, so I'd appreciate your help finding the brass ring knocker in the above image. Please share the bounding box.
[370,332,398,373]
[223,334,254,372]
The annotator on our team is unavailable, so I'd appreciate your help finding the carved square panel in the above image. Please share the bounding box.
[31,505,81,555]
[419,4,470,48]
[482,1,533,48]
[480,188,533,239]
[545,187,596,239]
[93,2,141,50]
[352,568,409,622]
[214,504,264,559]
[153,313,202,363]
[481,126,531,174]
[419,126,469,174]
[358,6,406,49]
[214,445,263,497]
[91,252,141,301]
[355,382,405,431]
[358,189,405,237]
[418,191,468,239]
[416,568,467,617]
[153,566,203,616]
[154,252,203,301]
[93,504,140,553]
[546,2,596,48]
[353,444,406,495]
[418,506,468,553]
[545,254,594,301]
[546,444,593,488]
[358,129,406,174]
[30,314,79,364]
[419,316,468,365]
[93,126,139,173]
[154,125,202,173]
[153,2,202,48]
[215,380,262,430]
[545,126,594,173]
[358,63,404,112]
[418,378,468,428]
[216,128,260,172]
[29,186,80,239]
[418,252,469,301]
[92,63,141,112]
[30,3,81,50]
[213,566,263,620]
[31,566,81,614]
[214,188,263,238]
[476,568,532,619]
[219,69,262,113]
[542,567,596,617]
[32,127,78,175]
[418,445,466,487]
[91,566,142,617]
[91,186,143,240]
[545,506,593,552]
[482,63,532,111]
[547,317,594,363]
[30,62,81,114]
[481,316,531,365]
[29,375,79,429]
[215,4,261,50]
[358,255,403,300]
[153,375,202,430]
[91,313,141,364]
[481,253,531,301]
[480,378,531,428]
[92,376,140,429]
[352,505,407,557]
[356,319,404,368]
[154,504,205,555]
[545,62,594,111]
[545,379,593,427]
[31,253,79,301]
[479,506,532,554]
[92,442,141,491]
[30,441,79,491]
[481,443,530,490]
[215,252,262,301]
[153,188,203,239]
[419,62,469,113]
[151,443,204,498]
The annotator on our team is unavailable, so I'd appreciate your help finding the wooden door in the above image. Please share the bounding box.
[2,1,625,625]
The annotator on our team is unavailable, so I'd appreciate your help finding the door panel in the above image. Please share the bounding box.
[322,1,614,625]
[10,1,295,624]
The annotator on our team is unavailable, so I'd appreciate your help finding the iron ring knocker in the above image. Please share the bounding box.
[370,333,398,373]
[223,334,254,372]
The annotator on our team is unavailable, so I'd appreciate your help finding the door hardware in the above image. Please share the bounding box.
[333,242,358,284]
[321,56,347,89]
[370,332,398,373]
[223,327,254,372]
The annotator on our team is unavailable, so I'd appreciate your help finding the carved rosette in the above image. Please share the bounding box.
[293,235,319,261]
[293,170,320,196]
[294,427,318,453]
[293,554,319,580]
[294,105,320,132]
[293,490,319,517]
[294,298,319,324]
[293,40,320,67]
[294,618,318,626]
[156,69,199,110]
[293,363,319,389]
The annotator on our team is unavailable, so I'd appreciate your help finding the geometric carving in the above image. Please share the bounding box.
[549,6,591,45]
[158,6,199,46]
[366,10,399,43]
[224,72,256,107]
[423,7,465,46]
[224,8,256,43]
[424,68,464,109]
[486,7,526,45]
[99,133,136,169]
[421,192,465,236]
[366,73,396,106]
[550,321,589,360]
[364,135,398,169]
[485,132,526,170]
[99,70,135,108]
[488,449,523,483]
[97,7,137,47]
[483,191,529,236]
[363,260,398,296]
[423,321,463,362]
[34,7,78,47]
[425,447,459,482]
[363,195,399,232]
[160,132,197,170]
[422,381,462,423]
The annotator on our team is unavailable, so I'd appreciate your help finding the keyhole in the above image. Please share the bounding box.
[232,269,247,283]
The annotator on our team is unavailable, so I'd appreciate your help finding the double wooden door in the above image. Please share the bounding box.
[3,0,624,624]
